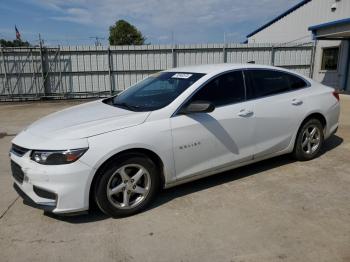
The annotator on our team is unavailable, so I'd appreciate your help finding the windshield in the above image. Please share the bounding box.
[108,72,205,111]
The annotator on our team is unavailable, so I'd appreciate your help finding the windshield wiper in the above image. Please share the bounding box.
[113,102,141,111]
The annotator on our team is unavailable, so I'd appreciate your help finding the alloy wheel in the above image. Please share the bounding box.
[301,125,321,155]
[106,164,151,209]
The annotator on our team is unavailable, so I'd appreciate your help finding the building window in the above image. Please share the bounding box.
[321,47,339,71]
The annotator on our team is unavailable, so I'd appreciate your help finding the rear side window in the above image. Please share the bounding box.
[189,71,245,107]
[246,69,307,99]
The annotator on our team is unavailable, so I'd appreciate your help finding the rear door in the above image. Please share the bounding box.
[244,69,309,158]
[170,70,256,180]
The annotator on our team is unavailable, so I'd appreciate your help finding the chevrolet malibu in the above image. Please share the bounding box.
[10,64,340,217]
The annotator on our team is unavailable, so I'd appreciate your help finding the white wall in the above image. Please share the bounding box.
[247,0,350,44]
[313,40,341,88]
[247,0,350,89]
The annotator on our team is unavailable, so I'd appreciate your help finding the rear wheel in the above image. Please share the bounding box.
[94,154,160,217]
[293,118,324,161]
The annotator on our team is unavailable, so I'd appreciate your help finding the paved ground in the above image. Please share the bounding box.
[0,97,349,262]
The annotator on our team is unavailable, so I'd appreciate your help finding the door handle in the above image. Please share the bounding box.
[238,109,253,117]
[291,99,303,106]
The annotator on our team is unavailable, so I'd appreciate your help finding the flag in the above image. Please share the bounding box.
[15,26,21,40]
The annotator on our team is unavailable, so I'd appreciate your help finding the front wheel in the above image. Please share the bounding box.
[94,154,160,217]
[293,118,324,161]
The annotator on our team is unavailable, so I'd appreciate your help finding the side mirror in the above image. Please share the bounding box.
[179,100,215,114]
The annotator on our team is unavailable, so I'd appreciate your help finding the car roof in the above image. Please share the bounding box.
[165,63,289,74]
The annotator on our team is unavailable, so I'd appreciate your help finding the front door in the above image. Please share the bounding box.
[170,70,255,180]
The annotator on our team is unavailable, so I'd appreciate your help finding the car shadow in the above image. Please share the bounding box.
[49,134,343,224]
[320,133,343,154]
[148,134,344,211]
[189,114,240,154]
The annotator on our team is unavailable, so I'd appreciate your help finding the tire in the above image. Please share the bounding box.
[94,154,160,217]
[293,118,324,161]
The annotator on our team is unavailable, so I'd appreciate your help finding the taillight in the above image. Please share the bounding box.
[332,90,340,102]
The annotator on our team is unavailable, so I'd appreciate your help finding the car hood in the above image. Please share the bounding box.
[24,100,150,140]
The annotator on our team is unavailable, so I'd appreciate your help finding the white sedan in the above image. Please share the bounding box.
[10,64,340,217]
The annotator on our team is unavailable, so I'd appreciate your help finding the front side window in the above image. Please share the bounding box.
[246,69,307,99]
[188,71,245,107]
[108,72,205,111]
[321,47,339,71]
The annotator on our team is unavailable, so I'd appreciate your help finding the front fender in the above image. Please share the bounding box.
[80,119,176,189]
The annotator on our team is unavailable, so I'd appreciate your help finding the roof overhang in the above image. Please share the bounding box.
[308,18,350,40]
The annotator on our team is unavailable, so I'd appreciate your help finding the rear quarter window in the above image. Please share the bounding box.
[287,74,308,90]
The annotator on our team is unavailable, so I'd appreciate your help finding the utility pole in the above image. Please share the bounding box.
[224,32,238,44]
[39,34,44,47]
[89,36,105,46]
[171,31,175,47]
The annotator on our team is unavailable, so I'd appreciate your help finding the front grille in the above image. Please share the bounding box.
[11,144,29,157]
[11,160,24,184]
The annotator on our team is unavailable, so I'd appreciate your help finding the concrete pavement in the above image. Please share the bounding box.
[0,97,349,262]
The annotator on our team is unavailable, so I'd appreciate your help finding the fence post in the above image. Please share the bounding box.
[29,48,38,98]
[0,45,9,97]
[39,35,47,97]
[58,45,63,97]
[223,43,227,63]
[270,45,275,66]
[107,47,113,95]
[172,45,177,68]
[309,40,317,78]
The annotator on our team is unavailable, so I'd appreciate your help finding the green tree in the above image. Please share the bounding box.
[109,20,146,45]
[0,39,30,47]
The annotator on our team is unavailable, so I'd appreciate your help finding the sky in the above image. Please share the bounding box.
[0,0,301,46]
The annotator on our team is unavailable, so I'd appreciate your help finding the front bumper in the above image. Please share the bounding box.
[10,150,94,214]
[13,183,56,212]
[324,101,340,139]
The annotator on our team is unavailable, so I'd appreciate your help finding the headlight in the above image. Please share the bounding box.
[30,148,88,165]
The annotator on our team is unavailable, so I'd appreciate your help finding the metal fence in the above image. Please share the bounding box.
[0,43,314,101]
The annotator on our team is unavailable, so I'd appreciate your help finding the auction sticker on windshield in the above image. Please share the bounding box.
[172,73,193,79]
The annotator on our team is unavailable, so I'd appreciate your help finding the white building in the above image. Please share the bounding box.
[246,0,350,91]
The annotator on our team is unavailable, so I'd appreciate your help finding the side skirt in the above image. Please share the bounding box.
[164,148,291,189]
